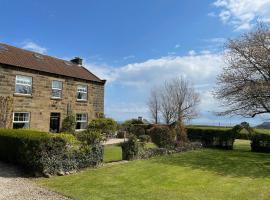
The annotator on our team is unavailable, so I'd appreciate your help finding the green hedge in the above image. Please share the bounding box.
[0,129,103,176]
[186,127,235,150]
[251,132,270,152]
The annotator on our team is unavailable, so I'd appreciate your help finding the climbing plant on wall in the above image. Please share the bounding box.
[0,96,14,128]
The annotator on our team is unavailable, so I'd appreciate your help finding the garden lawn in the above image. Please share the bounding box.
[103,145,122,163]
[37,140,270,200]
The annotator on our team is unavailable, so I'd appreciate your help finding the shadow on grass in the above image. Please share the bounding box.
[152,144,270,178]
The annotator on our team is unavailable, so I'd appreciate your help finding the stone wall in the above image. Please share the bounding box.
[0,65,105,132]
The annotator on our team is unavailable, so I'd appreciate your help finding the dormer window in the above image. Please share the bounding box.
[52,80,62,98]
[77,85,87,101]
[15,75,32,95]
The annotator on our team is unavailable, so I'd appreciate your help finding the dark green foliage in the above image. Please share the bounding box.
[149,126,175,149]
[76,129,103,145]
[232,123,254,140]
[121,135,143,160]
[88,118,117,135]
[130,125,146,136]
[116,130,127,138]
[186,127,235,150]
[0,129,103,176]
[251,133,270,152]
[139,134,151,143]
[61,114,76,134]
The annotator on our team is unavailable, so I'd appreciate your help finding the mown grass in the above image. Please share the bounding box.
[37,140,270,200]
[103,144,122,163]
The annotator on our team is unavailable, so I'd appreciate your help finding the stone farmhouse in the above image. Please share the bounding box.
[0,43,105,132]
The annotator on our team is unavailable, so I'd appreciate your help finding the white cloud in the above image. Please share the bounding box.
[21,41,47,54]
[85,52,225,121]
[212,0,270,30]
[174,44,181,48]
[188,50,196,56]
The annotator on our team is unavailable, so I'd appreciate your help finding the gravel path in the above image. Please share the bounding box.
[103,138,126,145]
[0,161,71,200]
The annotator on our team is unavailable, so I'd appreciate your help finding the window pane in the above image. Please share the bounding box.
[77,85,87,92]
[14,113,29,122]
[76,114,82,121]
[52,89,61,98]
[77,92,87,100]
[16,84,32,94]
[13,122,29,129]
[16,75,32,85]
[76,122,88,130]
[52,80,62,89]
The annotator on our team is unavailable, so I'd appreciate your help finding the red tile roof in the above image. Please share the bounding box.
[0,43,105,84]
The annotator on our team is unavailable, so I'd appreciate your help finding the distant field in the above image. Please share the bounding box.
[187,125,270,135]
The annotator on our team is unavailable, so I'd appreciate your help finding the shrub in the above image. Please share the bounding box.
[88,118,117,136]
[76,129,103,145]
[121,135,143,160]
[0,129,103,176]
[130,125,146,136]
[139,134,151,143]
[149,126,175,149]
[122,119,144,133]
[251,133,270,152]
[61,114,76,134]
[186,127,235,150]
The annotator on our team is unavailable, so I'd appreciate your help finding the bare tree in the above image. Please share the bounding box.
[147,88,160,124]
[160,83,175,124]
[169,77,200,122]
[148,77,200,124]
[215,23,270,117]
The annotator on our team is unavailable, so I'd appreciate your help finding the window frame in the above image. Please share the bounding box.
[13,112,30,129]
[76,113,88,130]
[51,80,63,99]
[77,85,88,101]
[15,75,33,95]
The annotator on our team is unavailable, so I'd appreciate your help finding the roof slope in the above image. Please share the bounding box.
[0,43,104,83]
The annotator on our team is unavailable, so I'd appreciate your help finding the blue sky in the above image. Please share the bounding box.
[1,0,270,125]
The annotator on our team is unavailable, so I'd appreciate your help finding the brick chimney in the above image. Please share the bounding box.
[70,57,83,66]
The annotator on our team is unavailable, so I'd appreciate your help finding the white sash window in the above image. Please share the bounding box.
[13,112,30,129]
[52,80,62,98]
[76,113,88,130]
[77,85,87,101]
[15,75,32,95]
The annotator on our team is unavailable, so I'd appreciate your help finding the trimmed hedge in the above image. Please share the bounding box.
[149,126,175,149]
[0,129,103,176]
[186,127,235,150]
[251,132,270,152]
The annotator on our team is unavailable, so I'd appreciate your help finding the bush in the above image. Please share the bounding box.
[251,133,270,152]
[149,126,175,149]
[76,129,103,145]
[130,125,146,137]
[88,118,117,136]
[61,114,76,134]
[139,134,151,143]
[121,135,143,160]
[0,129,103,176]
[186,127,235,150]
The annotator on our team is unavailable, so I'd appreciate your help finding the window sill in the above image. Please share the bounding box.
[76,99,87,102]
[13,93,32,98]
